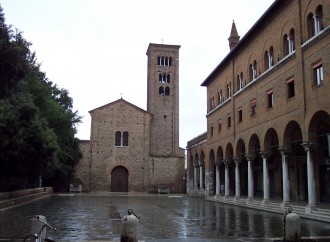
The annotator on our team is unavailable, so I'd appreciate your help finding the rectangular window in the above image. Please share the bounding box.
[238,107,243,123]
[313,63,324,86]
[287,78,295,98]
[218,119,222,133]
[251,99,256,116]
[227,114,231,128]
[210,125,214,137]
[267,89,273,108]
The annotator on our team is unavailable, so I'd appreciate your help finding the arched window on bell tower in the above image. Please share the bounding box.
[165,87,170,96]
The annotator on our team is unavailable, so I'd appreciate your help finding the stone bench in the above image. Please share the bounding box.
[157,184,170,194]
[69,184,82,192]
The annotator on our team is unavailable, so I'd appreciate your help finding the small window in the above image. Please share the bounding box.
[238,108,243,123]
[115,131,121,146]
[166,74,170,83]
[227,114,231,128]
[267,89,274,108]
[123,131,129,146]
[210,125,214,137]
[218,119,222,133]
[251,99,256,116]
[165,87,170,95]
[159,87,165,95]
[313,63,324,86]
[287,78,295,98]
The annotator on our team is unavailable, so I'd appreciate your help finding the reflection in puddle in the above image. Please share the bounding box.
[0,194,330,241]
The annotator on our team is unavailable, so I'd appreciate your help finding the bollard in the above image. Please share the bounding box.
[283,207,301,242]
[31,215,47,241]
[120,209,140,242]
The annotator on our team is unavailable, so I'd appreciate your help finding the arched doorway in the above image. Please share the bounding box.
[111,166,129,192]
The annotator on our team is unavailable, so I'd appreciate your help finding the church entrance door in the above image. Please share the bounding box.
[111,166,129,192]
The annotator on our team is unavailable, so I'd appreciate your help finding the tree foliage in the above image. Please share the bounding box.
[0,5,82,191]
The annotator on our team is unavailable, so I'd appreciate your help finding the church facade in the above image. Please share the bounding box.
[74,43,185,193]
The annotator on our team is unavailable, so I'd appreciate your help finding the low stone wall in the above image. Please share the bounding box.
[0,187,53,210]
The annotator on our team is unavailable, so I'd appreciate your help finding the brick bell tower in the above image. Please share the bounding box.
[146,43,181,156]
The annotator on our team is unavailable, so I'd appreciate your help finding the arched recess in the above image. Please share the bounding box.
[225,143,235,195]
[308,111,330,202]
[248,134,262,197]
[236,138,246,196]
[209,149,216,194]
[111,166,129,192]
[283,121,305,201]
[264,128,280,198]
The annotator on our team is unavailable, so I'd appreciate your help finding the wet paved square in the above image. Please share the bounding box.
[1,193,330,241]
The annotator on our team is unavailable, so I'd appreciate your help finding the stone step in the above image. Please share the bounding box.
[206,196,330,223]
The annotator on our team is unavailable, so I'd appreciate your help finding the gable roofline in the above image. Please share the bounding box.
[89,98,151,115]
[201,0,280,87]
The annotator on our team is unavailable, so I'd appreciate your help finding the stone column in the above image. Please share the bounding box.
[245,154,254,202]
[194,165,198,189]
[199,164,203,190]
[301,142,318,213]
[215,162,221,196]
[224,160,230,197]
[233,158,241,200]
[278,148,290,207]
[260,152,270,204]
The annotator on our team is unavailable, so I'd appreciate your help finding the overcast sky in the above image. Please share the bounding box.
[2,0,274,148]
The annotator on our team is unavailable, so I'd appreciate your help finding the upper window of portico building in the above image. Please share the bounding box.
[237,72,244,91]
[264,46,274,71]
[249,60,257,81]
[283,30,295,57]
[307,5,323,39]
[218,89,223,105]
[226,82,232,99]
[210,96,215,110]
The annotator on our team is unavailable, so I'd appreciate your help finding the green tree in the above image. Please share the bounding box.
[0,5,82,191]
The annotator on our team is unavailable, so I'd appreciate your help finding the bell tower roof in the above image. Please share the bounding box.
[228,20,240,51]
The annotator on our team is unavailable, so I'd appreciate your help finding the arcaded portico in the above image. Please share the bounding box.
[187,0,330,212]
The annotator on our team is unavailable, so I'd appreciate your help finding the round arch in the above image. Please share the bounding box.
[283,120,306,201]
[308,110,330,202]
